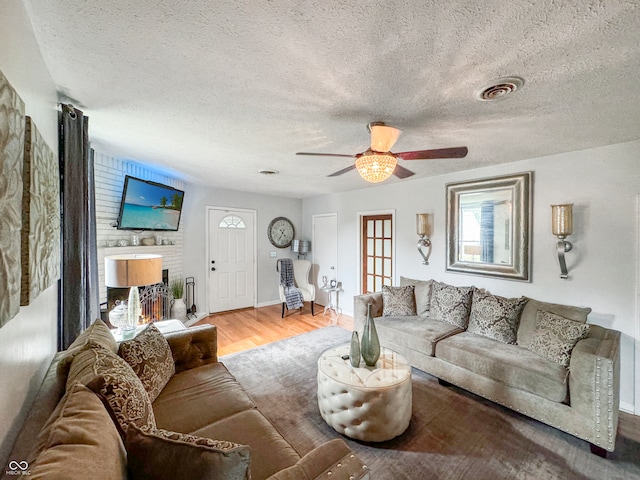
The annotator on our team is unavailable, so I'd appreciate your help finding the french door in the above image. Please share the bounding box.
[361,214,393,294]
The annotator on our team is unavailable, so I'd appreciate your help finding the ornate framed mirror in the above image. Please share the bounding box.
[446,172,532,281]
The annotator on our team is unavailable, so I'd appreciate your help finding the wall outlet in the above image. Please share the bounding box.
[269,251,277,258]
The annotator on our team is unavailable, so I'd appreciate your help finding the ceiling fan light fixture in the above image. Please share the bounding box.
[355,152,397,183]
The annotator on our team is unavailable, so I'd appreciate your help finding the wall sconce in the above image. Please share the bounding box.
[416,213,432,265]
[551,204,573,279]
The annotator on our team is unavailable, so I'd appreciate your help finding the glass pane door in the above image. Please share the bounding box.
[362,214,393,294]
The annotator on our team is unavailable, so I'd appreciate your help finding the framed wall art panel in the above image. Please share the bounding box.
[21,116,60,305]
[0,70,26,327]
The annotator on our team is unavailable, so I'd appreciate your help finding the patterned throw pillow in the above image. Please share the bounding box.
[467,290,528,344]
[528,310,591,368]
[125,424,251,480]
[429,281,474,328]
[57,319,118,380]
[382,285,417,316]
[118,324,175,402]
[80,343,157,436]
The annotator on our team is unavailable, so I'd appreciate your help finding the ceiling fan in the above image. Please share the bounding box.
[296,122,468,183]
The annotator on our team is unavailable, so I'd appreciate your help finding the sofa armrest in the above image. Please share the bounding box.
[353,292,383,333]
[266,439,370,480]
[569,325,620,451]
[164,325,218,373]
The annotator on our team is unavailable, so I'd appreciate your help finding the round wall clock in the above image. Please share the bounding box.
[267,217,295,248]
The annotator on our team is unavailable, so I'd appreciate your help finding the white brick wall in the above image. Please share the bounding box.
[94,152,184,305]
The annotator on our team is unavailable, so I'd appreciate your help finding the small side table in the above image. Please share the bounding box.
[111,319,186,342]
[320,286,342,318]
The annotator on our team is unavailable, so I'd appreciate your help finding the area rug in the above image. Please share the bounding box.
[220,326,640,480]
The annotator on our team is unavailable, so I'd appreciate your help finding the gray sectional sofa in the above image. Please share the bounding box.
[353,277,621,454]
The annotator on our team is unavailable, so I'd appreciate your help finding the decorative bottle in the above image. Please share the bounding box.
[361,303,380,367]
[349,331,361,368]
[124,287,141,331]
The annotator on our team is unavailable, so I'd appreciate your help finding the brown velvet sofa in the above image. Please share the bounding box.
[354,277,621,455]
[5,321,369,480]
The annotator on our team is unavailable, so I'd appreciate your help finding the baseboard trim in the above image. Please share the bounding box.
[256,299,281,308]
[620,401,636,415]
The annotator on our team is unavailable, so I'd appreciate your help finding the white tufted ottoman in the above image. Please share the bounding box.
[317,344,412,442]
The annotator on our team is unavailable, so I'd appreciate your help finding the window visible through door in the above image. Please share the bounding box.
[362,214,393,294]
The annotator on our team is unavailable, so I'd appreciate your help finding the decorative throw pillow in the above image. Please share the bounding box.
[382,285,417,316]
[29,383,126,480]
[118,324,175,402]
[125,424,251,480]
[467,290,528,344]
[57,319,118,381]
[399,277,432,317]
[517,298,591,348]
[429,281,474,328]
[69,342,156,436]
[528,310,591,368]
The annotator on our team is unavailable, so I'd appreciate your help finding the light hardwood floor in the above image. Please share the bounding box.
[194,303,353,357]
[193,303,640,444]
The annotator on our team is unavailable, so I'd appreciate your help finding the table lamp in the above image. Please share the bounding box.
[105,254,163,330]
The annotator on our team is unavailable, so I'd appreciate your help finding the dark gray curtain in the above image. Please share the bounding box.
[59,104,99,350]
[480,203,495,263]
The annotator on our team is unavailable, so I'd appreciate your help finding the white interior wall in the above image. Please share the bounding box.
[0,0,59,465]
[302,140,640,414]
[182,184,302,313]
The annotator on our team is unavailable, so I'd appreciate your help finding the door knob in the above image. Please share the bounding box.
[211,267,216,271]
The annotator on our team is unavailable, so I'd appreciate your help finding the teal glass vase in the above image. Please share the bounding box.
[361,303,380,367]
[349,331,361,368]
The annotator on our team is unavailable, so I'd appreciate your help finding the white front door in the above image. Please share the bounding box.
[312,213,338,307]
[207,208,256,313]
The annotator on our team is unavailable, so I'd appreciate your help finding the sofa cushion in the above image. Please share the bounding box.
[29,383,126,480]
[435,332,569,403]
[192,409,301,480]
[518,298,591,348]
[375,315,463,356]
[528,310,591,368]
[118,323,175,402]
[125,424,250,480]
[153,362,256,433]
[382,285,416,316]
[68,342,156,435]
[467,290,528,344]
[429,281,473,329]
[400,277,432,317]
[57,319,118,380]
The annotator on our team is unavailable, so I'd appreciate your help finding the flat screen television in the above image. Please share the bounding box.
[116,175,184,231]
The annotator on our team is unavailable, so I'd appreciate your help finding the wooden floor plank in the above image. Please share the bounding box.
[194,303,353,357]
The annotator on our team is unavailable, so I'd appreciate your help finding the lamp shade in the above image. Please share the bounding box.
[551,204,573,237]
[416,213,431,236]
[105,254,163,287]
[291,240,311,255]
[355,152,397,183]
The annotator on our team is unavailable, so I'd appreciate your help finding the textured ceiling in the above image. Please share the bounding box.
[22,0,640,198]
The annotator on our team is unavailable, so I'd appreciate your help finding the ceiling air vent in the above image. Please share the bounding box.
[474,77,524,101]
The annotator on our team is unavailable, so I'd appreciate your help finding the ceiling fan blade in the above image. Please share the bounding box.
[396,146,468,160]
[393,164,415,179]
[296,152,357,158]
[327,164,357,177]
[370,124,401,152]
